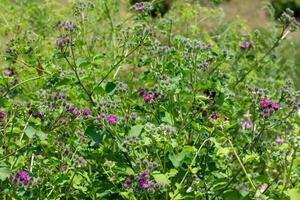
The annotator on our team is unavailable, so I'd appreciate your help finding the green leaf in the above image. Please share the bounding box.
[286,188,300,200]
[153,173,170,186]
[76,58,91,68]
[24,126,47,140]
[0,162,11,181]
[161,112,174,125]
[85,125,104,146]
[129,125,143,137]
[105,82,116,94]
[169,146,195,168]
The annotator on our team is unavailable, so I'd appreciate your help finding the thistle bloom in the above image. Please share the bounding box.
[259,183,268,193]
[56,38,66,47]
[143,94,152,103]
[275,135,284,144]
[0,111,7,121]
[82,108,92,117]
[239,41,251,49]
[132,2,150,12]
[140,171,149,178]
[272,102,280,110]
[242,119,253,130]
[107,115,118,124]
[10,170,32,186]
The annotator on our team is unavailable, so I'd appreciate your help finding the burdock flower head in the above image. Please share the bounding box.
[55,37,69,47]
[107,115,118,124]
[131,2,151,13]
[0,110,7,122]
[10,170,32,187]
[239,41,251,49]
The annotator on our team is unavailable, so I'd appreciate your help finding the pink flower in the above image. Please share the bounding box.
[143,94,152,103]
[275,136,284,144]
[82,108,92,116]
[140,171,149,178]
[259,183,268,193]
[239,41,251,49]
[272,102,280,110]
[107,115,118,124]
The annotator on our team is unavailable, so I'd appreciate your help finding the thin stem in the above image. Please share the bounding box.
[227,139,256,191]
[235,27,289,86]
[1,76,45,99]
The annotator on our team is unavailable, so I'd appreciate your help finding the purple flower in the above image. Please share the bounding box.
[82,108,92,116]
[73,109,81,117]
[11,170,32,186]
[259,183,268,193]
[275,135,284,144]
[37,112,44,119]
[4,68,14,76]
[68,105,76,111]
[239,41,251,49]
[272,102,280,110]
[107,115,118,124]
[209,112,219,120]
[56,38,66,47]
[140,171,149,178]
[142,183,150,189]
[132,2,150,12]
[0,111,7,121]
[138,88,146,96]
[242,119,253,130]
[143,94,152,103]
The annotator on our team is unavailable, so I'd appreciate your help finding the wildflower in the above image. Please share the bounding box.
[239,41,251,49]
[143,94,152,103]
[137,178,150,190]
[107,115,118,124]
[0,111,7,122]
[72,109,81,117]
[138,88,146,96]
[272,102,280,110]
[10,170,32,186]
[37,111,44,119]
[131,2,150,13]
[56,38,66,47]
[82,108,92,117]
[123,176,132,188]
[140,171,149,178]
[209,112,219,120]
[4,68,14,76]
[242,119,253,130]
[275,135,284,144]
[259,183,268,193]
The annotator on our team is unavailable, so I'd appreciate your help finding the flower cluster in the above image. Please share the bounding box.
[10,170,32,187]
[138,88,160,104]
[123,171,162,193]
[56,20,77,32]
[0,111,7,123]
[131,2,151,13]
[239,41,251,49]
[63,103,92,119]
[55,37,69,47]
[260,98,280,118]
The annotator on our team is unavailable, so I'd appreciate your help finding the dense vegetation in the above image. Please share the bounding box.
[0,0,300,199]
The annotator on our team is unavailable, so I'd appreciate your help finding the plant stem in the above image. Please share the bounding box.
[227,139,256,191]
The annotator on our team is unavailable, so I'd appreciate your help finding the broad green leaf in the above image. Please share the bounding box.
[0,162,11,181]
[286,188,300,200]
[129,125,143,137]
[153,173,170,186]
[105,82,116,94]
[161,112,174,125]
[24,126,47,140]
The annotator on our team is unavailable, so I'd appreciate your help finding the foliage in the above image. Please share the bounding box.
[0,0,300,199]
